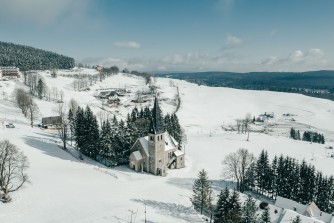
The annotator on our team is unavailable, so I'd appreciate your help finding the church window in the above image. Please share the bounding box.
[150,136,153,141]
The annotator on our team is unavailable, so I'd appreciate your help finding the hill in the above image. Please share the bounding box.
[157,70,334,100]
[0,41,75,71]
[0,71,334,222]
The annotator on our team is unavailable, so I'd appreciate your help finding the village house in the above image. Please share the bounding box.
[0,67,20,79]
[274,196,334,223]
[41,116,62,129]
[129,97,185,176]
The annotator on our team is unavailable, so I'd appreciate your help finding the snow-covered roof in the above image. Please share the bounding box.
[165,132,178,151]
[174,150,184,157]
[132,151,143,161]
[279,209,323,223]
[138,136,149,156]
[275,196,307,214]
[275,196,333,223]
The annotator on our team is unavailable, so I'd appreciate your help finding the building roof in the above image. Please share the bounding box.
[280,209,323,223]
[174,150,184,157]
[275,196,334,223]
[132,151,143,161]
[138,136,149,156]
[149,96,164,134]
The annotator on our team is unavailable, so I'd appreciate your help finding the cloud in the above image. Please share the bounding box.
[81,48,330,73]
[114,41,141,49]
[260,48,328,71]
[223,35,243,50]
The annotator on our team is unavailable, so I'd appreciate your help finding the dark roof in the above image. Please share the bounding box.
[149,97,164,134]
[42,116,62,125]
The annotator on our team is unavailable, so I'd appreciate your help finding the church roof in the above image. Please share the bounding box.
[149,96,165,134]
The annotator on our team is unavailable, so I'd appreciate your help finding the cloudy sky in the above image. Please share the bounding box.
[1,0,334,72]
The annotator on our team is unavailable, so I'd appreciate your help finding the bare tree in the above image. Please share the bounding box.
[68,98,79,115]
[244,113,252,140]
[59,90,64,103]
[222,148,255,192]
[0,140,29,202]
[15,88,30,117]
[27,98,39,127]
[56,103,68,150]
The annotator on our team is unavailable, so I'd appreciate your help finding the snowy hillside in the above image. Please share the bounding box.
[0,70,334,222]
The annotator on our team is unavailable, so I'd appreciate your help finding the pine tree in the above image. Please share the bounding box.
[245,163,256,191]
[256,150,271,195]
[99,120,114,166]
[214,187,230,223]
[191,169,213,215]
[75,107,86,153]
[226,190,242,223]
[242,195,257,223]
[85,106,100,160]
[259,208,271,223]
[37,78,44,99]
[292,215,302,223]
[68,108,75,146]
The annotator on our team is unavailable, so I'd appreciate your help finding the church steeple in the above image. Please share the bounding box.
[149,96,164,134]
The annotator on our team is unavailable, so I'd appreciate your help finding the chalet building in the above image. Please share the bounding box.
[275,196,334,223]
[0,67,20,79]
[96,65,103,72]
[129,97,185,176]
[41,116,62,129]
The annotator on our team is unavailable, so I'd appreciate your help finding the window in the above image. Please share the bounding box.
[150,136,153,141]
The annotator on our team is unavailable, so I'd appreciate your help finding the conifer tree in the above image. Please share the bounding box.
[37,79,44,99]
[191,169,213,215]
[242,195,257,223]
[214,187,230,223]
[85,106,100,159]
[259,208,271,223]
[226,190,242,223]
[75,107,86,152]
[99,120,114,166]
[68,108,75,145]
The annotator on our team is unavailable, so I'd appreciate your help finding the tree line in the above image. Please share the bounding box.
[290,128,325,144]
[191,169,303,223]
[68,104,183,166]
[0,41,75,70]
[157,71,334,101]
[244,150,334,213]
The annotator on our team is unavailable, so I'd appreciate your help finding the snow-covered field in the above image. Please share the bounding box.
[0,70,334,222]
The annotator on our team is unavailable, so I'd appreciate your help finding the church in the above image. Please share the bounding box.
[129,97,185,176]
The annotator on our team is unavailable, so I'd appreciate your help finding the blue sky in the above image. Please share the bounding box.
[1,0,334,72]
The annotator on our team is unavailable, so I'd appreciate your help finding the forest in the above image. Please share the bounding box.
[157,71,334,100]
[0,41,75,70]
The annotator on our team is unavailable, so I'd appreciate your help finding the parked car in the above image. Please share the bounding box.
[6,123,15,128]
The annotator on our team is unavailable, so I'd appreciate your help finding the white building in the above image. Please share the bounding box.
[274,196,334,223]
[129,97,185,176]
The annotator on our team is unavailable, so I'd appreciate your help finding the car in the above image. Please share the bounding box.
[5,123,15,128]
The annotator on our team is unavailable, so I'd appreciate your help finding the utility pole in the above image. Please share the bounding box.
[144,203,147,223]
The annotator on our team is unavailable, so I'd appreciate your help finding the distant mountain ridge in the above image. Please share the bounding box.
[0,41,75,71]
[156,70,334,100]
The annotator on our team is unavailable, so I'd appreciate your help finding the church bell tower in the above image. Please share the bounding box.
[148,96,166,176]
